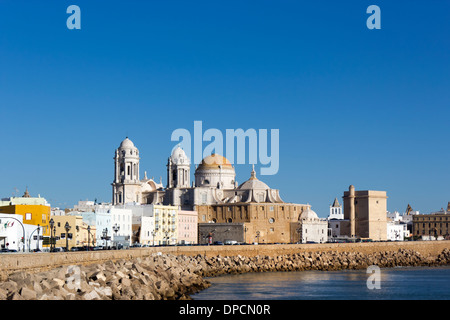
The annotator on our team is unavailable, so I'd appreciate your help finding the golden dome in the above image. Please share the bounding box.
[197,154,233,169]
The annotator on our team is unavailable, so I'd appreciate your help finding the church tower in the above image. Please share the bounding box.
[167,146,191,189]
[112,137,142,205]
[328,197,344,220]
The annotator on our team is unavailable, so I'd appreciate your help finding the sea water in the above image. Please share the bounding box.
[192,266,450,300]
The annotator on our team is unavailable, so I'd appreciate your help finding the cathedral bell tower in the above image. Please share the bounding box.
[112,137,141,205]
[167,146,191,189]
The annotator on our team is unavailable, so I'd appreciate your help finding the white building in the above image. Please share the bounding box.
[387,221,407,241]
[127,204,157,245]
[297,208,328,243]
[138,216,155,245]
[51,207,66,216]
[96,207,132,247]
[386,209,419,238]
[73,200,112,212]
[0,214,43,252]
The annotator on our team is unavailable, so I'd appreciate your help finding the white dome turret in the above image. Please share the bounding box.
[119,137,137,150]
[170,146,190,165]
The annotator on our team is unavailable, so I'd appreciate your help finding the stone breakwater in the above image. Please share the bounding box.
[1,248,450,300]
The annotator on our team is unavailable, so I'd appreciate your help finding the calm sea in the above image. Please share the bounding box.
[192,266,450,300]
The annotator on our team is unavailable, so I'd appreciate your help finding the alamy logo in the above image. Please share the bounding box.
[67,5,81,30]
[366,265,381,290]
[366,5,381,30]
[171,121,279,175]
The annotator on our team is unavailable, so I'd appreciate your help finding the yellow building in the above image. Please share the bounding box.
[51,215,96,250]
[0,190,51,239]
[154,204,178,245]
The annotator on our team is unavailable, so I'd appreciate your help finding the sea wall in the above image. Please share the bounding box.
[1,241,449,279]
[0,241,449,300]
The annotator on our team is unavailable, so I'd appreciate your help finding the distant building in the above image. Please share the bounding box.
[293,207,328,243]
[178,209,198,244]
[51,215,96,249]
[342,185,388,241]
[328,219,348,239]
[67,211,112,246]
[72,200,112,212]
[0,189,51,245]
[387,207,419,238]
[95,207,132,247]
[0,213,43,251]
[387,221,407,241]
[413,209,450,240]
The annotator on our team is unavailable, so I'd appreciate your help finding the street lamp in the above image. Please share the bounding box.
[28,224,41,252]
[164,231,169,246]
[53,226,56,250]
[64,222,71,252]
[244,226,248,244]
[36,224,40,251]
[49,218,54,252]
[87,225,91,251]
[102,228,109,249]
[113,224,120,249]
[151,230,156,246]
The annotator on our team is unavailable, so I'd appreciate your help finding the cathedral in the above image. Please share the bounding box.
[112,137,312,244]
[112,137,285,209]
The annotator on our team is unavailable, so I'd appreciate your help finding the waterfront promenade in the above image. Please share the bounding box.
[1,241,449,280]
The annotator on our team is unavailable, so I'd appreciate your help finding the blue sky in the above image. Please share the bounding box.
[0,1,449,217]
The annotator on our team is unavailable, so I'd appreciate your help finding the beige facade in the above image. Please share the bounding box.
[342,185,387,241]
[52,215,96,249]
[196,203,309,244]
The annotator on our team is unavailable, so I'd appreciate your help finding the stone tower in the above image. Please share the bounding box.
[167,146,191,189]
[112,137,141,205]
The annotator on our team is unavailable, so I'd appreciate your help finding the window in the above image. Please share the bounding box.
[25,213,32,220]
[270,206,274,211]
